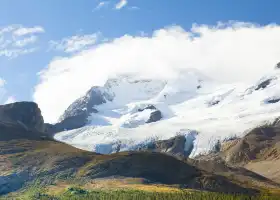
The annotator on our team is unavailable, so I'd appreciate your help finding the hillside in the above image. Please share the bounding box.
[192,116,280,187]
[1,121,261,196]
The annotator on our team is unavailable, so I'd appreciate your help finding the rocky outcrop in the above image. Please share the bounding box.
[59,87,109,122]
[138,105,157,112]
[266,98,280,104]
[255,78,272,90]
[137,105,162,124]
[192,123,280,166]
[136,135,195,158]
[47,87,112,134]
[0,102,44,132]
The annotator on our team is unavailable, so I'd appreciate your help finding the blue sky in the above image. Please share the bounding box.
[1,0,280,121]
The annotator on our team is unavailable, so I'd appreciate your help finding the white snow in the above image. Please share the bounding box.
[54,69,280,157]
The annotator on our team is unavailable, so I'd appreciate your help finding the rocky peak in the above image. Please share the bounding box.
[59,86,110,122]
[46,87,113,134]
[0,102,44,132]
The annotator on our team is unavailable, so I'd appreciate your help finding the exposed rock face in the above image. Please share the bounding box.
[208,100,220,106]
[59,87,109,122]
[137,135,194,158]
[255,79,272,90]
[194,117,280,184]
[266,98,280,104]
[137,105,162,124]
[0,102,44,132]
[147,110,162,123]
[47,87,112,134]
[138,105,157,112]
[154,135,189,157]
[222,124,280,164]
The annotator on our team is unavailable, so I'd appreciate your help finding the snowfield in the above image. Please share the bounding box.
[54,69,280,157]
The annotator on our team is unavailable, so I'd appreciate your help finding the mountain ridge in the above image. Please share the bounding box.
[52,65,280,158]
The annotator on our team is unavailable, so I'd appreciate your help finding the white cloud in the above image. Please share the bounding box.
[94,1,109,10]
[0,25,44,58]
[0,48,37,58]
[13,35,38,47]
[49,33,101,53]
[4,96,16,104]
[13,26,45,36]
[128,6,139,10]
[115,0,127,9]
[34,22,280,123]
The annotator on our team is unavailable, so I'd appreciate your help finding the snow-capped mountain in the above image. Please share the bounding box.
[54,66,280,157]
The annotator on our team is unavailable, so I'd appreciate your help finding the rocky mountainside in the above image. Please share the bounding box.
[1,101,272,197]
[46,75,166,134]
[0,102,45,132]
[45,87,111,134]
[191,116,280,185]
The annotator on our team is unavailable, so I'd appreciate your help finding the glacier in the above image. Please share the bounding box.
[54,68,280,157]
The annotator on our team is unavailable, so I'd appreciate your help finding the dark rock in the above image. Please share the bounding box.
[59,87,106,122]
[209,100,220,106]
[266,98,280,104]
[211,140,221,153]
[137,135,194,158]
[147,110,162,123]
[154,135,188,157]
[136,105,162,124]
[138,105,157,112]
[255,79,272,90]
[47,87,112,134]
[0,102,44,132]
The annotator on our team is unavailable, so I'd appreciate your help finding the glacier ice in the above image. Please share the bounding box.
[54,69,280,157]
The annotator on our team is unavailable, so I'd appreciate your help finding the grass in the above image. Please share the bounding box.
[3,188,280,200]
[2,181,280,200]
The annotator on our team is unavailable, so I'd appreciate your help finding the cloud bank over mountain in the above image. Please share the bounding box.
[34,22,280,123]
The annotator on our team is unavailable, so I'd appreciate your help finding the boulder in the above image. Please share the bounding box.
[0,102,44,132]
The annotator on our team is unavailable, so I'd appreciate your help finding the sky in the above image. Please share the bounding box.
[1,0,280,122]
